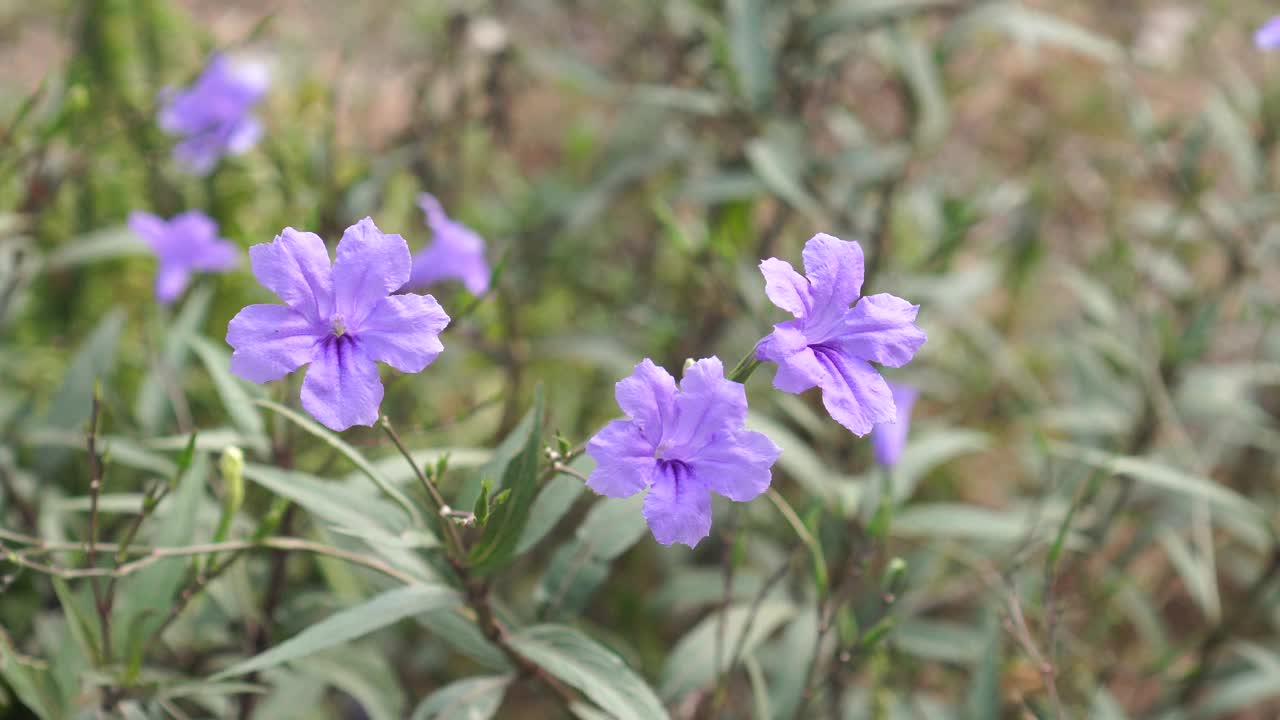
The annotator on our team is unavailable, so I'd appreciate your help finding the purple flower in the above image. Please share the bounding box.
[226,218,450,431]
[585,357,781,547]
[158,54,268,175]
[871,383,917,468]
[403,194,490,295]
[128,210,238,304]
[756,233,926,436]
[1258,16,1280,50]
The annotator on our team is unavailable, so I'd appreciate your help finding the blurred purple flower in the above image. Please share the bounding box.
[227,218,450,431]
[129,210,238,304]
[1258,16,1280,50]
[756,233,926,436]
[872,383,918,468]
[158,54,268,175]
[403,194,490,295]
[586,357,781,547]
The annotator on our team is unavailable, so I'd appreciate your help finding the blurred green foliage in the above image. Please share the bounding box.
[3,1,1280,718]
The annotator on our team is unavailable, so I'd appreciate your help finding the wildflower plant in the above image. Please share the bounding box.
[6,4,1278,720]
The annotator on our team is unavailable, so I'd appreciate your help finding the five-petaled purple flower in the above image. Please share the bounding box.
[158,54,268,175]
[756,233,926,436]
[403,194,490,295]
[1258,17,1280,50]
[226,218,450,431]
[585,357,781,547]
[129,210,238,304]
[872,383,917,468]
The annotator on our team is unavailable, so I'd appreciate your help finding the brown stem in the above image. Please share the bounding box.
[85,391,112,664]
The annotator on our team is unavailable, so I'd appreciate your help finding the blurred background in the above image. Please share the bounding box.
[3,1,1280,718]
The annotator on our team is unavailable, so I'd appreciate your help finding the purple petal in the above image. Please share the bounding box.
[357,293,449,373]
[332,218,411,328]
[833,293,927,368]
[227,304,322,383]
[300,336,384,431]
[1258,16,1280,50]
[249,228,334,324]
[405,194,490,294]
[771,346,825,394]
[615,359,677,447]
[226,117,263,155]
[801,233,865,312]
[154,263,191,305]
[585,419,657,498]
[643,461,712,547]
[872,383,917,467]
[128,211,170,255]
[691,429,780,502]
[759,257,812,318]
[757,324,823,394]
[662,357,746,455]
[813,348,894,436]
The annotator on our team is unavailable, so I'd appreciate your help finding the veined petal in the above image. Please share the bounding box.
[227,304,322,383]
[615,359,677,447]
[643,461,712,547]
[834,293,926,368]
[333,218,411,328]
[358,293,449,373]
[759,257,812,318]
[662,357,746,455]
[300,336,384,431]
[813,348,895,436]
[755,322,809,363]
[585,419,657,498]
[691,429,780,502]
[801,233,865,313]
[771,346,824,395]
[249,228,334,324]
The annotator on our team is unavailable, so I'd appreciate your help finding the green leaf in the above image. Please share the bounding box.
[256,399,420,526]
[298,650,405,720]
[576,494,648,560]
[213,585,458,679]
[955,3,1122,64]
[410,675,512,720]
[188,334,266,444]
[745,136,825,222]
[895,618,985,664]
[507,624,668,720]
[43,308,126,431]
[516,472,585,555]
[135,285,212,433]
[0,638,58,720]
[890,28,948,146]
[727,0,773,109]
[660,602,795,698]
[41,227,148,271]
[468,386,544,573]
[50,578,101,665]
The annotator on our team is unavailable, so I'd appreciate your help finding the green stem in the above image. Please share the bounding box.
[728,351,762,384]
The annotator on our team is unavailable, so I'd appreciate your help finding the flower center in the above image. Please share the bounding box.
[331,315,346,337]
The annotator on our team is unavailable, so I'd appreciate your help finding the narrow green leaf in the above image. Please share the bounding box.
[410,674,512,720]
[727,0,773,109]
[135,286,212,432]
[42,228,148,271]
[508,624,668,720]
[660,602,794,698]
[188,334,266,442]
[213,585,458,679]
[468,386,544,573]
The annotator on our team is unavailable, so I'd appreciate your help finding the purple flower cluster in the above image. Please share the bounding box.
[586,232,925,546]
[586,358,781,547]
[405,194,491,295]
[756,234,926,436]
[158,54,268,175]
[130,210,238,304]
[1259,17,1280,50]
[226,218,449,431]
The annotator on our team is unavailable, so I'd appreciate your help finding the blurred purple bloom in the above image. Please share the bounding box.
[158,54,268,175]
[1258,16,1280,50]
[586,357,781,547]
[129,210,238,304]
[227,218,450,431]
[403,194,490,295]
[872,383,917,468]
[756,233,926,436]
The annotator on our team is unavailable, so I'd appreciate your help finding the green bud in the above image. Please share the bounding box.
[218,446,245,521]
[683,358,696,373]
[880,557,907,598]
[67,84,89,112]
